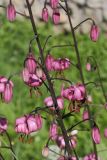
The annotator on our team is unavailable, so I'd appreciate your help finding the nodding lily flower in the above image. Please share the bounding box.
[22,68,45,87]
[45,54,54,71]
[15,114,42,135]
[49,122,58,140]
[52,58,70,71]
[0,117,8,134]
[0,76,14,103]
[83,153,100,160]
[56,135,77,150]
[44,96,64,110]
[52,9,60,25]
[90,24,99,42]
[61,84,85,102]
[50,0,59,9]
[42,8,49,22]
[92,125,101,144]
[7,0,16,22]
[24,53,37,74]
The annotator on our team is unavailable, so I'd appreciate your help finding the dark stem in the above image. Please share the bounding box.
[26,0,72,156]
[74,18,95,31]
[43,35,52,52]
[51,77,72,85]
[5,132,16,160]
[64,0,98,159]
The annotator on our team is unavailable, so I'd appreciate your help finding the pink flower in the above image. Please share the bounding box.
[50,0,59,9]
[24,53,37,74]
[52,58,70,71]
[42,8,49,22]
[44,96,64,110]
[45,54,54,71]
[15,114,42,135]
[0,76,14,103]
[3,82,13,103]
[27,114,42,133]
[35,67,46,81]
[52,9,60,25]
[56,135,77,150]
[49,122,58,140]
[90,25,99,42]
[15,116,29,134]
[61,84,85,101]
[82,110,89,120]
[86,63,91,71]
[7,2,16,22]
[92,126,101,144]
[104,128,107,138]
[0,117,8,133]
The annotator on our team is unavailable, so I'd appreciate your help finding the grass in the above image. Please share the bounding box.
[0,15,107,159]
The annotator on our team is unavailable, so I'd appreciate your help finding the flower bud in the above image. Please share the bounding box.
[90,24,99,42]
[52,9,60,25]
[42,8,49,22]
[7,2,16,22]
[82,110,89,120]
[49,122,58,140]
[50,0,59,9]
[92,126,101,144]
[24,53,37,74]
[3,82,13,103]
[86,63,91,71]
[42,147,49,157]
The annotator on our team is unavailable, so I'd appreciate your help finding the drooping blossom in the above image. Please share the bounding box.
[49,122,58,140]
[44,96,64,110]
[61,84,85,102]
[87,95,92,103]
[42,147,49,157]
[24,53,37,74]
[71,130,78,136]
[90,24,99,42]
[0,76,14,103]
[86,63,91,71]
[6,1,16,22]
[45,54,54,71]
[104,128,107,138]
[22,68,45,87]
[0,117,8,133]
[92,126,101,144]
[83,153,100,160]
[82,110,89,120]
[56,135,77,150]
[15,114,42,135]
[52,9,60,25]
[42,8,49,22]
[50,0,59,9]
[52,58,71,71]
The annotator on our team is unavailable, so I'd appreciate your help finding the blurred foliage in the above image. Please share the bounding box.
[0,15,107,160]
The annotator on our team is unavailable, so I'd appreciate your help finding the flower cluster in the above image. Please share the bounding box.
[42,0,60,24]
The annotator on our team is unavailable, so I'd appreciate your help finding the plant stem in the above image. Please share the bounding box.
[64,0,98,159]
[26,0,72,156]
